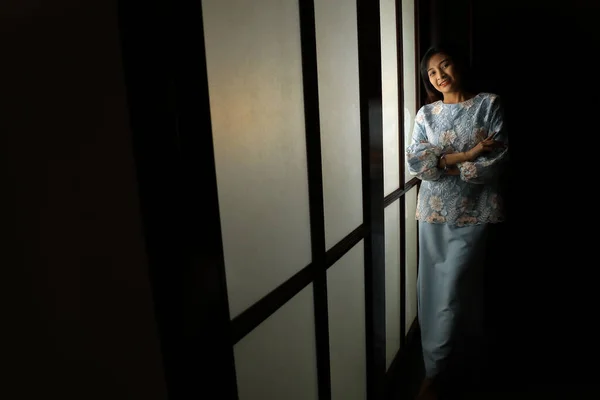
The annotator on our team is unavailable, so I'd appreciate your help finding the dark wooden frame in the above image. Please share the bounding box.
[118,0,424,398]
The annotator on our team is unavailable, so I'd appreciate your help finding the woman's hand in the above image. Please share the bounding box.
[466,135,504,161]
[444,165,460,176]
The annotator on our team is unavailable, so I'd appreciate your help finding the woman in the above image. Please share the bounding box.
[406,44,508,399]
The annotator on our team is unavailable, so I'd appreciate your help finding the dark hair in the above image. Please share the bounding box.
[420,43,473,104]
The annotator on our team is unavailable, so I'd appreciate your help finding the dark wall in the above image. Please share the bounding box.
[419,0,600,387]
[0,1,168,398]
[471,0,600,387]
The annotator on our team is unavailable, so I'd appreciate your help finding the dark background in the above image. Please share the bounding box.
[1,0,598,398]
[451,0,599,386]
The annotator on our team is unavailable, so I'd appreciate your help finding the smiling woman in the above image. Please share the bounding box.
[420,44,474,104]
[427,54,459,91]
[406,43,509,399]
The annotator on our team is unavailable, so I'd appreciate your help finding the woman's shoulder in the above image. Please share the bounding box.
[476,92,501,103]
[415,101,445,125]
[417,103,431,114]
[474,92,503,111]
[417,101,443,115]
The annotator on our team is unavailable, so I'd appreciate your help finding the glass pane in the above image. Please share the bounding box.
[203,0,312,318]
[327,241,366,400]
[384,199,401,369]
[405,186,418,333]
[381,0,400,196]
[234,286,318,400]
[402,0,418,183]
[315,0,364,250]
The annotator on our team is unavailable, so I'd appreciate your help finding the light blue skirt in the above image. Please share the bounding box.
[417,221,489,379]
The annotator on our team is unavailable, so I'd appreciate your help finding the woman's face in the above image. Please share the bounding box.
[427,52,461,94]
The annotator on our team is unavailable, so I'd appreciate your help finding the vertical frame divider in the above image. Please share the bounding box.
[298,1,331,399]
[394,0,408,347]
[357,0,386,398]
[414,0,422,283]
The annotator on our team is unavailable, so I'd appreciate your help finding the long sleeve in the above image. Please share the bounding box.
[458,96,509,184]
[409,93,507,226]
[406,109,444,181]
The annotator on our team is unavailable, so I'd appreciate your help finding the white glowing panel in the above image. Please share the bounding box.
[384,200,401,370]
[234,286,318,400]
[203,0,312,317]
[327,241,366,400]
[314,0,363,250]
[402,0,418,183]
[381,0,400,196]
[405,187,418,332]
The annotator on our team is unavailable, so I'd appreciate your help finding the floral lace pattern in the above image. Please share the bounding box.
[406,93,509,226]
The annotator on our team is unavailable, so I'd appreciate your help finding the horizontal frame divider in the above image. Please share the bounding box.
[231,174,421,346]
[231,224,367,344]
[383,177,420,208]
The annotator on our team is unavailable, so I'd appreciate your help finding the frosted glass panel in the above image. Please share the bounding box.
[381,0,400,196]
[402,0,418,183]
[234,286,318,400]
[405,187,418,333]
[203,0,312,317]
[314,0,363,250]
[384,200,401,370]
[327,241,366,400]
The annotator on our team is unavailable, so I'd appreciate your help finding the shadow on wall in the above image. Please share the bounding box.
[0,1,168,399]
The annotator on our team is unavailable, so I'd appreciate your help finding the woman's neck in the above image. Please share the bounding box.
[442,91,473,104]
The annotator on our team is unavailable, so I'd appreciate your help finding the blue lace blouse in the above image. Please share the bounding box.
[406,92,509,226]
